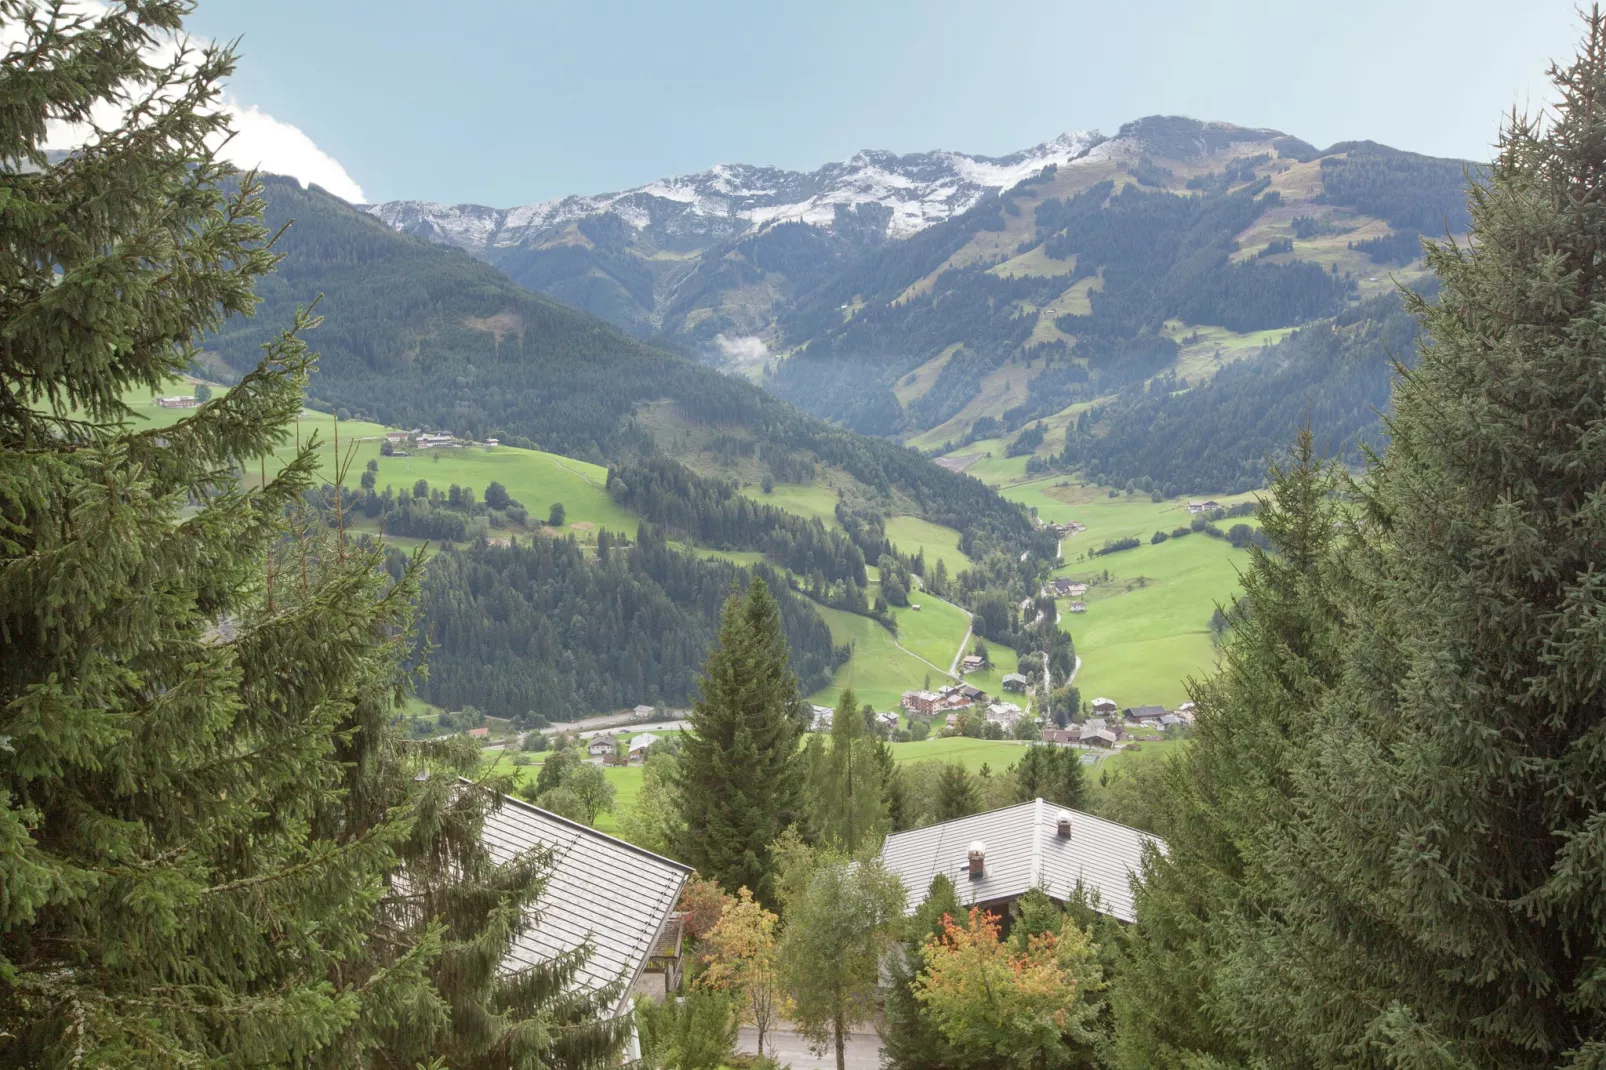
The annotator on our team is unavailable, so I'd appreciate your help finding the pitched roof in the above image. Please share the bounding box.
[1127,705,1167,718]
[479,795,691,1016]
[877,798,1163,923]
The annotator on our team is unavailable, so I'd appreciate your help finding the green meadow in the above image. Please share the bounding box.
[1000,479,1261,709]
[885,514,973,576]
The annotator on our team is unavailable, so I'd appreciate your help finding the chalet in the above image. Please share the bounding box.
[1084,718,1125,743]
[810,705,835,731]
[475,793,691,1057]
[878,798,1166,924]
[632,704,656,721]
[985,702,1024,729]
[467,726,490,739]
[945,712,965,732]
[417,432,457,449]
[384,430,410,443]
[1187,499,1221,514]
[1082,727,1120,747]
[959,655,986,673]
[1001,673,1029,693]
[587,735,618,758]
[958,684,988,704]
[484,438,499,447]
[1176,701,1197,722]
[1090,697,1119,717]
[155,395,199,408]
[1159,714,1186,728]
[628,732,660,760]
[1068,601,1087,614]
[1041,727,1081,744]
[1126,705,1168,723]
[876,711,900,732]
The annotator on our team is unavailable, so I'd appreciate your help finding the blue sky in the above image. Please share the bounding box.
[189,0,1578,206]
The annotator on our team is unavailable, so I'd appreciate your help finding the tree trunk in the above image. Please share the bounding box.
[834,1009,846,1070]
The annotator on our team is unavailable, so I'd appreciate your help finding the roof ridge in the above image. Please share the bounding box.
[1030,797,1044,889]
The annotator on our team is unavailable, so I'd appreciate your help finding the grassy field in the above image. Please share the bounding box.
[885,515,973,576]
[886,737,1032,771]
[808,602,935,713]
[998,481,1263,708]
[258,410,639,539]
[737,479,842,528]
[891,593,971,674]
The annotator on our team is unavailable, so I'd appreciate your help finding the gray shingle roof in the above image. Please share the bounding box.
[877,798,1164,923]
[479,795,690,1016]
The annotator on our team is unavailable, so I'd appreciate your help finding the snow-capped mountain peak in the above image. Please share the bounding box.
[361,130,1105,252]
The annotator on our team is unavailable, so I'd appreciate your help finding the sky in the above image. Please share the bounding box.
[179,0,1580,207]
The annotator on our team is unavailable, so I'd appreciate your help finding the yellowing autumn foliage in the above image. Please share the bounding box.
[698,888,790,1057]
[914,907,1104,1068]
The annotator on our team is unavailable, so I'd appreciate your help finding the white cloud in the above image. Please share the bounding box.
[17,3,366,204]
[219,101,366,204]
[715,334,771,364]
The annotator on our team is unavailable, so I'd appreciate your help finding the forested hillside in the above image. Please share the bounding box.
[211,177,1037,548]
[410,526,844,721]
[1057,290,1424,494]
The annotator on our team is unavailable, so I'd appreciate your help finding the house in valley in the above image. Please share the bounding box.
[902,690,942,717]
[1068,601,1087,614]
[156,395,199,408]
[467,726,489,739]
[960,654,986,673]
[632,704,656,721]
[1090,697,1119,717]
[1126,705,1168,724]
[1041,726,1081,744]
[586,734,618,758]
[1187,499,1221,514]
[1001,673,1029,692]
[878,798,1165,924]
[627,733,660,760]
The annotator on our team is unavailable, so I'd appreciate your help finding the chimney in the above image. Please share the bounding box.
[1057,815,1073,839]
[967,840,986,879]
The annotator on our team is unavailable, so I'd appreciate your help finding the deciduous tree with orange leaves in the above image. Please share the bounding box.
[915,907,1105,1069]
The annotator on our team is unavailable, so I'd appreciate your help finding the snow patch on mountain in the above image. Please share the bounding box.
[361,130,1105,252]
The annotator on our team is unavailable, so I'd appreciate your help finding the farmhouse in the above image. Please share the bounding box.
[1001,672,1028,692]
[384,430,410,443]
[1126,705,1168,723]
[1090,697,1119,717]
[1041,726,1081,744]
[878,798,1165,924]
[632,704,656,721]
[628,733,660,760]
[1082,727,1120,747]
[156,395,198,408]
[476,793,690,1057]
[1068,601,1087,614]
[876,711,899,732]
[959,654,986,673]
[586,734,617,757]
[810,705,835,731]
[958,684,988,704]
[467,726,489,739]
[417,432,457,449]
[1187,499,1222,514]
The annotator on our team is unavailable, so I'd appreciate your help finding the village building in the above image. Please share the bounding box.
[155,395,199,408]
[1069,602,1087,614]
[1090,697,1119,717]
[586,734,617,758]
[467,726,489,739]
[876,711,899,732]
[1176,701,1197,722]
[959,654,986,673]
[1082,727,1120,747]
[477,793,691,1057]
[901,690,943,717]
[1159,714,1186,728]
[985,702,1024,729]
[1187,499,1222,514]
[958,684,988,704]
[1041,726,1081,744]
[1126,704,1168,723]
[384,430,411,443]
[878,798,1165,924]
[810,704,835,731]
[627,732,660,760]
[631,704,656,721]
[1001,672,1029,692]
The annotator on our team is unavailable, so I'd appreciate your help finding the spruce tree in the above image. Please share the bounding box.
[802,688,890,853]
[1111,432,1346,1068]
[0,5,624,1065]
[1239,21,1606,1064]
[1011,743,1089,810]
[677,577,804,904]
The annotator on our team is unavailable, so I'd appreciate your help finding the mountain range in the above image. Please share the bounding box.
[357,116,1477,468]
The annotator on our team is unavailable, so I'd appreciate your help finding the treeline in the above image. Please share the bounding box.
[410,524,846,722]
[1052,291,1421,493]
[606,457,867,587]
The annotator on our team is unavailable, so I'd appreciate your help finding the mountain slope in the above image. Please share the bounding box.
[360,133,1103,343]
[209,176,1037,549]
